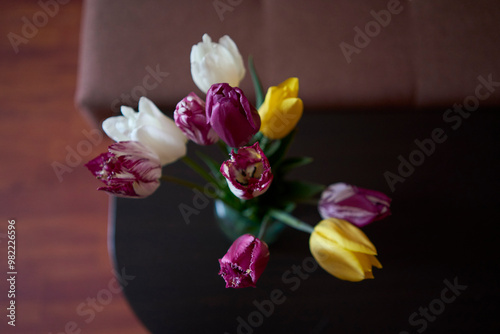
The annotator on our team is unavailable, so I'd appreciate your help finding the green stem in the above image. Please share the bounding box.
[248,55,265,108]
[296,198,320,206]
[160,175,205,193]
[182,156,218,185]
[259,135,270,152]
[257,214,271,240]
[269,209,314,234]
[217,140,230,156]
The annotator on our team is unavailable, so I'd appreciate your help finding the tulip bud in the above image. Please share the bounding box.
[258,77,303,140]
[309,218,382,282]
[206,83,261,148]
[318,183,391,227]
[174,92,219,145]
[190,34,246,93]
[220,142,273,200]
[218,234,270,288]
[85,141,162,198]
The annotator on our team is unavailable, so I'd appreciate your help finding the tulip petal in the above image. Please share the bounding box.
[137,97,187,143]
[314,219,377,255]
[354,252,376,275]
[318,183,392,226]
[101,97,187,166]
[260,98,303,140]
[310,231,368,282]
[132,178,162,197]
[108,140,160,162]
[174,93,219,145]
[131,125,187,165]
[85,141,161,198]
[102,115,133,142]
[309,218,382,281]
[191,34,245,93]
[206,83,260,148]
[218,234,270,288]
[220,143,273,200]
[280,98,303,120]
[278,77,299,98]
[370,254,383,269]
[258,78,303,139]
[219,35,245,79]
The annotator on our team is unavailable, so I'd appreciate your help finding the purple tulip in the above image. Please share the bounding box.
[174,92,219,145]
[206,83,261,148]
[218,234,270,288]
[220,142,273,200]
[318,183,392,227]
[85,141,162,198]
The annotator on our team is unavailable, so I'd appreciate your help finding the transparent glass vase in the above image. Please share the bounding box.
[213,199,285,244]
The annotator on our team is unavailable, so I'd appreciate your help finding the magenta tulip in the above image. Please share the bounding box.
[205,83,261,147]
[218,234,270,288]
[85,141,162,198]
[220,142,273,200]
[318,183,392,227]
[174,92,219,145]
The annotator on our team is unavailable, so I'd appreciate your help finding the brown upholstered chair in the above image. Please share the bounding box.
[75,0,500,126]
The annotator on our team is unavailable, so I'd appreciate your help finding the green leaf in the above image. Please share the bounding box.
[217,140,231,156]
[267,128,297,167]
[181,155,219,186]
[263,138,281,157]
[278,156,314,175]
[250,131,263,145]
[249,55,265,108]
[195,150,226,188]
[281,180,325,202]
[194,151,244,209]
[268,209,314,234]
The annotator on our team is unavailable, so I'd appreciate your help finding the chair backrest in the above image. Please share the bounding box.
[76,0,500,124]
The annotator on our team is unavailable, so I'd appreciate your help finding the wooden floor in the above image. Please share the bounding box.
[0,1,148,333]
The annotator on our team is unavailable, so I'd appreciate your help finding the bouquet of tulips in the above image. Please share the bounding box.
[86,34,392,288]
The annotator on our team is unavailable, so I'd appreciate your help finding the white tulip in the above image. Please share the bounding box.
[190,34,246,93]
[102,97,187,165]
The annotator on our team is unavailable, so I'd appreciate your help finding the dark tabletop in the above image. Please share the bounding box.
[110,110,500,334]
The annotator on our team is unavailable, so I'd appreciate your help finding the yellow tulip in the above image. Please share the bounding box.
[309,218,382,282]
[258,77,303,139]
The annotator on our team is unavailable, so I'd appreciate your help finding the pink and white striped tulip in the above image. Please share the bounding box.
[85,141,162,198]
[220,142,273,200]
[318,183,392,227]
[174,92,219,145]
